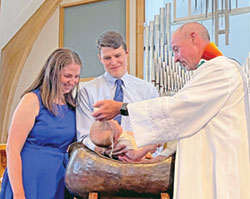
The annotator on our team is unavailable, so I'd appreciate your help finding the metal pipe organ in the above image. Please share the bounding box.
[144,2,250,96]
[144,3,194,97]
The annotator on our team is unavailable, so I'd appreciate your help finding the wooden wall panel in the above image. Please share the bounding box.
[136,0,145,79]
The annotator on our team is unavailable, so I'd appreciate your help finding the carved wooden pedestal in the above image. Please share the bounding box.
[66,143,174,199]
[88,192,170,199]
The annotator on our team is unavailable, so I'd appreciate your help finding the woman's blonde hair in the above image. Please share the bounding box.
[22,48,82,115]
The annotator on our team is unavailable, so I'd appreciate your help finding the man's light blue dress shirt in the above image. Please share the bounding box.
[76,72,159,151]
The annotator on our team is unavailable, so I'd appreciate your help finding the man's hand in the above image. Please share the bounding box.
[92,100,123,121]
[118,154,134,162]
[119,155,167,163]
[146,143,163,154]
[143,155,167,163]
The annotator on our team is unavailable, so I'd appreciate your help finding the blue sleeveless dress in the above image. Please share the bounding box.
[0,89,76,199]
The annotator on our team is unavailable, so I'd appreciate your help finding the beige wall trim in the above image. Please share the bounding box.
[61,0,106,8]
[59,5,65,47]
[0,0,62,143]
[136,0,145,79]
[80,77,94,82]
[59,0,108,47]
[126,0,130,74]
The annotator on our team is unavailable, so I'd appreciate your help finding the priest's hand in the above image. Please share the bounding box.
[92,100,123,121]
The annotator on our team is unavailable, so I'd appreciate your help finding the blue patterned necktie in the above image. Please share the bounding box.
[113,79,123,124]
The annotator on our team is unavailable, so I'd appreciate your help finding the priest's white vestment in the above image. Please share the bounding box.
[128,56,250,199]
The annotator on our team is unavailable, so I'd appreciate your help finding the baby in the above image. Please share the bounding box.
[90,120,161,161]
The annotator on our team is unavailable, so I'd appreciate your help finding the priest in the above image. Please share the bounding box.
[93,22,250,199]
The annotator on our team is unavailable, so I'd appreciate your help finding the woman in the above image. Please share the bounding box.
[0,48,82,199]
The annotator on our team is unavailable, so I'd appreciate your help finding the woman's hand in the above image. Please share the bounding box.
[94,146,107,155]
[95,144,127,156]
[105,144,127,156]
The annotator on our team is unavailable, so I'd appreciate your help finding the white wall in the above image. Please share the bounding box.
[11,8,60,116]
[0,0,44,50]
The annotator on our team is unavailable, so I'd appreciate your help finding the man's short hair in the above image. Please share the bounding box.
[96,31,127,53]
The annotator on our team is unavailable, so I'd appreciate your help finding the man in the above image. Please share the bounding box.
[93,23,250,198]
[76,31,160,155]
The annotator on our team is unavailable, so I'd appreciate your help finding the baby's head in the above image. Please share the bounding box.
[90,120,122,147]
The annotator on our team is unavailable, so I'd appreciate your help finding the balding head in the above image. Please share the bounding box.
[177,22,210,42]
[171,22,210,70]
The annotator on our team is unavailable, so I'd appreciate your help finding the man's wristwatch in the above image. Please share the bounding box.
[120,103,129,116]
